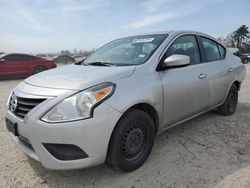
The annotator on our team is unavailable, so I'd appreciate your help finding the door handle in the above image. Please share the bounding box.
[199,73,207,79]
[228,67,233,72]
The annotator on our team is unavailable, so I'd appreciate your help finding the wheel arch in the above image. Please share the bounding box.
[221,80,241,105]
[128,103,160,134]
[233,80,240,91]
[110,103,159,138]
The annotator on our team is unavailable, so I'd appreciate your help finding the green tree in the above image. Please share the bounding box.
[232,25,249,49]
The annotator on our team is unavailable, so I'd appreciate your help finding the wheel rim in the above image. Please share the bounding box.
[228,91,237,113]
[122,123,146,160]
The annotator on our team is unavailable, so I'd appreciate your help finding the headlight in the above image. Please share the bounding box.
[41,82,115,123]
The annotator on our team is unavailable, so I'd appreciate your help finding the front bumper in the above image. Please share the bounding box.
[6,100,122,170]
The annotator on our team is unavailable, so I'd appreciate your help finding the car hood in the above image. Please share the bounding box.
[24,64,135,90]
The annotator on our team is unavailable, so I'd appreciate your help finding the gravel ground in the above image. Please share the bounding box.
[0,64,250,188]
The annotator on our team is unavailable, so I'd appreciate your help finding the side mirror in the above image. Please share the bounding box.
[0,58,5,63]
[164,54,190,67]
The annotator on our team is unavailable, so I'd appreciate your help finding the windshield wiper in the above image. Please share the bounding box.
[87,61,116,67]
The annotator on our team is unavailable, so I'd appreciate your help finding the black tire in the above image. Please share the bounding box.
[218,84,238,115]
[107,109,155,172]
[33,66,47,74]
[243,59,248,64]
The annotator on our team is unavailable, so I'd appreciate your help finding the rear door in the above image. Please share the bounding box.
[20,55,38,75]
[159,35,210,127]
[199,36,234,107]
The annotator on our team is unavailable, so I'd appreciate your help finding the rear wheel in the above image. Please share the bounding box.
[107,109,155,172]
[218,84,238,115]
[33,66,47,74]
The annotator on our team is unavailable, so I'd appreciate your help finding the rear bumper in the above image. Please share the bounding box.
[6,102,121,170]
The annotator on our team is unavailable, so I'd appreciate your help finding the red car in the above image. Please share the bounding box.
[0,53,57,78]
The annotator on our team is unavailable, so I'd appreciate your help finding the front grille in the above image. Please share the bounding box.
[9,92,46,119]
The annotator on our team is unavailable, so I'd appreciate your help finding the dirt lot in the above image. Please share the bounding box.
[0,65,250,188]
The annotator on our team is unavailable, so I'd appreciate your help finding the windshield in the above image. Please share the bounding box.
[83,34,167,66]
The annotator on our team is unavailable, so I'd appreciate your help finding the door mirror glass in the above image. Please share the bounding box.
[164,54,190,67]
[0,58,5,63]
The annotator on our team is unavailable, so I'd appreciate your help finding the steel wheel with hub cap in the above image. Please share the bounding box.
[107,109,155,172]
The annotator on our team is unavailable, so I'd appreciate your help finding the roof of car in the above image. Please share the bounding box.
[4,53,36,56]
[131,30,210,37]
[5,53,43,59]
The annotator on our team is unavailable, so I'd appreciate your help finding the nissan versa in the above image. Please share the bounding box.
[5,31,246,172]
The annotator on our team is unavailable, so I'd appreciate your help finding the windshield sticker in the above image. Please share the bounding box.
[132,38,155,43]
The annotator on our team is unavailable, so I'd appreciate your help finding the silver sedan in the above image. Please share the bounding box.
[5,30,246,172]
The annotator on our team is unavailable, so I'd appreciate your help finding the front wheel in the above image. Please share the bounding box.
[107,109,155,172]
[218,84,238,115]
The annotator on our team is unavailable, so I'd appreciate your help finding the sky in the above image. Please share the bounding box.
[0,0,249,54]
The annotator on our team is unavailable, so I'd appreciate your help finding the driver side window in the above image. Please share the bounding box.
[163,35,201,65]
[4,55,22,61]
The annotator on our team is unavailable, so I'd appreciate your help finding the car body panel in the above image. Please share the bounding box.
[16,81,73,97]
[105,64,164,128]
[159,64,210,126]
[24,64,136,90]
[0,59,27,76]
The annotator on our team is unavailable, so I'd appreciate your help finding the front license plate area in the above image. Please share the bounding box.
[6,119,19,136]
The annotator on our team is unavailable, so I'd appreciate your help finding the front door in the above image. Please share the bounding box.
[0,54,27,77]
[159,35,210,127]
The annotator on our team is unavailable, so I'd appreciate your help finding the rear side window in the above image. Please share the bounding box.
[21,55,37,61]
[218,44,226,58]
[164,35,201,65]
[201,37,221,62]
